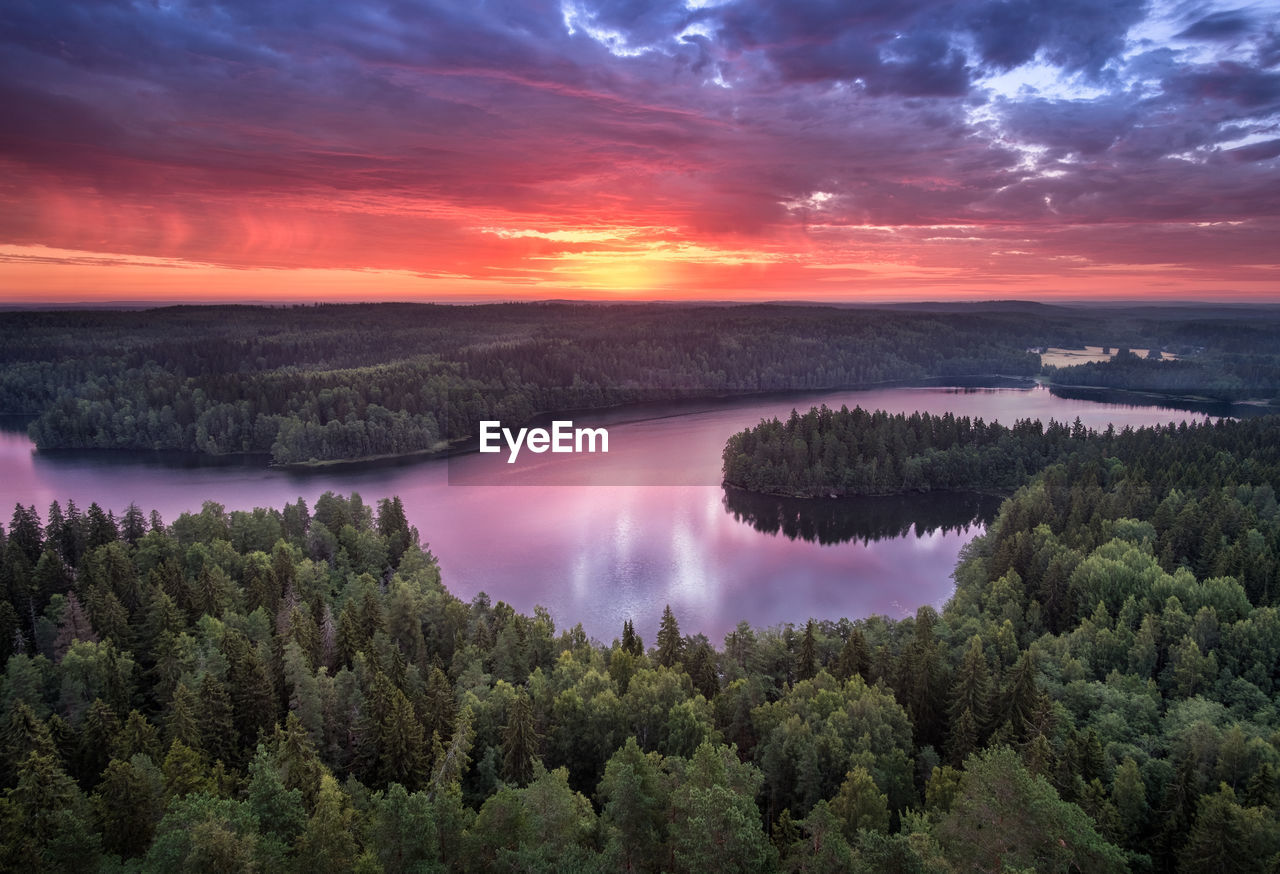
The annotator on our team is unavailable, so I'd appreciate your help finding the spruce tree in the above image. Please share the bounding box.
[655,605,683,668]
[502,690,539,786]
[797,620,817,681]
[834,627,870,682]
[198,674,237,766]
[949,635,992,742]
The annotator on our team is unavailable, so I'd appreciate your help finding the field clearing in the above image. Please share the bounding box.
[1040,346,1178,367]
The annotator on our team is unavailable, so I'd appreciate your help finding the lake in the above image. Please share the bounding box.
[0,385,1217,644]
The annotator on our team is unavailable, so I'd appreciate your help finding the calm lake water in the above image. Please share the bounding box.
[0,386,1216,643]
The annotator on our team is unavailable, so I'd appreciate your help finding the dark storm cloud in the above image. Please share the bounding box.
[0,0,1277,280]
[703,0,1148,87]
[1177,10,1255,40]
[999,96,1141,156]
[707,0,970,94]
[1164,62,1280,108]
[964,0,1149,74]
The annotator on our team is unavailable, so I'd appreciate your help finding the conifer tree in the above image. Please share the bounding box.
[1,700,58,787]
[113,709,162,762]
[85,503,117,549]
[161,740,213,800]
[166,682,203,751]
[1179,784,1280,873]
[655,605,683,668]
[1112,757,1148,846]
[296,773,359,874]
[52,592,97,660]
[198,674,237,766]
[45,501,65,562]
[599,736,668,871]
[379,684,428,790]
[947,707,980,767]
[502,690,540,786]
[121,503,147,546]
[797,620,817,681]
[96,755,163,858]
[949,635,992,744]
[1245,761,1278,809]
[245,747,306,845]
[419,665,456,745]
[61,499,87,566]
[271,713,326,808]
[226,634,276,751]
[74,699,118,787]
[32,549,73,608]
[1001,651,1040,741]
[621,619,642,656]
[833,627,870,682]
[9,504,44,564]
[3,751,99,871]
[685,634,721,699]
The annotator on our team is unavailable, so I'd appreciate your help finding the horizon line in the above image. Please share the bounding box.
[4,296,1280,312]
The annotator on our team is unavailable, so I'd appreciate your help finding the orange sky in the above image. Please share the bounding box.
[2,0,1277,304]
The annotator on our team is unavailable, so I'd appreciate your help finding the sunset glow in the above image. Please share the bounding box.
[2,0,1278,302]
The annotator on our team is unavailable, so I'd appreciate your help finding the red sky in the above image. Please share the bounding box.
[1,0,1278,303]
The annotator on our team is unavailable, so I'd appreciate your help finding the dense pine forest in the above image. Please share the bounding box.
[3,414,1280,870]
[1045,348,1280,402]
[2,302,1277,465]
[722,406,1280,498]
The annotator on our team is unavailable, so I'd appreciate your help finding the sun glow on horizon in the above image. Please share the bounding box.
[1,0,1276,305]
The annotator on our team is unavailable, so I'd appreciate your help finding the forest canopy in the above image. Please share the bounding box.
[722,406,1280,498]
[3,301,1276,465]
[3,410,1280,870]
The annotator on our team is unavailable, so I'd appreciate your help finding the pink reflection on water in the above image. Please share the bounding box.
[0,386,1210,644]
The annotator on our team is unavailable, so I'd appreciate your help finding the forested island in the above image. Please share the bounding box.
[3,412,1280,870]
[721,406,1280,498]
[2,301,1277,466]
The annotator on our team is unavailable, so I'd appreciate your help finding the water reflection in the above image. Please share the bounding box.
[723,487,1002,546]
[1047,385,1266,419]
[0,387,1222,641]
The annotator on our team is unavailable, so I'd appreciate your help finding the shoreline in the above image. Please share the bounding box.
[15,374,1269,472]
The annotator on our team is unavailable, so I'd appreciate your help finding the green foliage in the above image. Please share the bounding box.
[501,690,539,786]
[829,766,889,839]
[1,304,1050,463]
[752,672,913,819]
[668,743,778,874]
[655,605,683,668]
[937,747,1127,873]
[1178,783,1280,873]
[599,737,669,872]
[144,792,262,873]
[3,397,1280,873]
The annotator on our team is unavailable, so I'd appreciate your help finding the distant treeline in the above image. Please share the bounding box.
[3,418,1280,868]
[0,304,1046,465]
[1047,349,1280,402]
[10,301,1280,466]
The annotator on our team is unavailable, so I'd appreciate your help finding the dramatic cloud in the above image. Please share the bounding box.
[0,0,1277,301]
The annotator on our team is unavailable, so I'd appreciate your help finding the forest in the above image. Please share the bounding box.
[3,411,1280,870]
[1045,348,1280,402]
[721,405,1280,498]
[721,488,1001,546]
[2,301,1277,465]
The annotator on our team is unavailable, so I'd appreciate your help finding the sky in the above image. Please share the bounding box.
[1,0,1278,303]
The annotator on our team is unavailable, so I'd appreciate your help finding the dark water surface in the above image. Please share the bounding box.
[0,386,1213,642]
